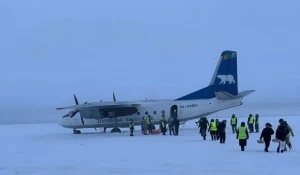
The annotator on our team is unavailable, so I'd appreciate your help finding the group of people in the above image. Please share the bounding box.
[230,114,260,134]
[259,118,294,153]
[129,115,180,136]
[195,114,295,153]
[158,115,180,136]
[195,117,227,143]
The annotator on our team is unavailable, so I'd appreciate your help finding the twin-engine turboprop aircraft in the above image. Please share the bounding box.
[57,50,255,134]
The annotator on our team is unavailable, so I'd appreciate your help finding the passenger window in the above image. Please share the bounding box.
[145,111,148,115]
[153,111,157,114]
[137,112,140,115]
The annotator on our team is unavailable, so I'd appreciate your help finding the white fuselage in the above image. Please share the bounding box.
[58,97,243,129]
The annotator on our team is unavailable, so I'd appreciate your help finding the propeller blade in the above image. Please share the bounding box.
[70,110,78,118]
[80,117,85,125]
[84,102,87,104]
[74,94,79,105]
[113,92,116,101]
[62,113,70,118]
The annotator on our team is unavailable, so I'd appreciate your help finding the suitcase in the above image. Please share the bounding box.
[152,129,161,134]
[257,139,264,144]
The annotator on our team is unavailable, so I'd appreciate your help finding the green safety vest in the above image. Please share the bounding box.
[231,117,237,125]
[161,121,165,127]
[238,126,247,139]
[146,118,151,124]
[129,123,134,128]
[210,122,217,131]
[249,117,254,124]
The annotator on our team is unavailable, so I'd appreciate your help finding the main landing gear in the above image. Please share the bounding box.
[111,127,121,133]
[111,117,121,133]
[73,128,81,134]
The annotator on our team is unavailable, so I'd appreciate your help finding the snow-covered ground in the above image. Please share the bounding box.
[1,115,300,175]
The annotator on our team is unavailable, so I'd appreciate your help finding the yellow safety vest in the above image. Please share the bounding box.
[146,118,150,124]
[249,117,254,124]
[161,121,165,127]
[210,122,217,131]
[129,123,134,128]
[231,118,236,125]
[238,126,247,139]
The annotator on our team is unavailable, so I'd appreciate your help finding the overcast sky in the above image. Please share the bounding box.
[1,0,299,124]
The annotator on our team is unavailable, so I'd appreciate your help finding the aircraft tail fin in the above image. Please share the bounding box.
[175,50,251,100]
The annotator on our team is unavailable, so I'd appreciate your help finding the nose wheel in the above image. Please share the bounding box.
[73,129,81,134]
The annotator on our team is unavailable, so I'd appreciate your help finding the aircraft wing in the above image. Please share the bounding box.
[56,101,140,110]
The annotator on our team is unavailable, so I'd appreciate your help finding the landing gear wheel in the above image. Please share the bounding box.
[111,127,121,133]
[73,129,81,134]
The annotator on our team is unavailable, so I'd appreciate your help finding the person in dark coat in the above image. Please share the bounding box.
[255,114,260,133]
[174,117,180,136]
[196,116,209,140]
[217,120,226,144]
[168,117,175,135]
[215,119,220,140]
[259,122,274,152]
[159,118,167,135]
[236,122,249,151]
[276,121,290,153]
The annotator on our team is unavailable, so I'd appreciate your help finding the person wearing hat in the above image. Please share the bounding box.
[196,116,209,140]
[259,123,274,152]
[217,120,227,144]
[236,122,249,151]
[275,121,289,153]
[278,118,294,150]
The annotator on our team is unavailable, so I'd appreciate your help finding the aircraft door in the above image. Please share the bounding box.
[170,105,178,118]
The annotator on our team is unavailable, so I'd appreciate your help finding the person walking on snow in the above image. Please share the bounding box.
[259,122,274,152]
[275,121,289,153]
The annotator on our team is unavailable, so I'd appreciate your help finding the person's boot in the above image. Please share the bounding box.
[277,147,280,153]
[264,148,268,152]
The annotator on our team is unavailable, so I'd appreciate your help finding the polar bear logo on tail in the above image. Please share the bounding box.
[217,74,235,84]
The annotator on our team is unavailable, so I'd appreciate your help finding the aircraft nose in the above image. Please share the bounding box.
[58,117,64,126]
[58,117,68,127]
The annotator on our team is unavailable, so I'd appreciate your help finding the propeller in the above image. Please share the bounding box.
[63,94,85,125]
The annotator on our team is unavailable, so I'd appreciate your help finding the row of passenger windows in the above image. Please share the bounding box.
[136,110,165,115]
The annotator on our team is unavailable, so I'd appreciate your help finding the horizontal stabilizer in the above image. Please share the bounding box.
[215,90,255,100]
[238,90,255,97]
[215,91,237,100]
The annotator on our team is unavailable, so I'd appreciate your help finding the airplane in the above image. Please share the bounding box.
[56,50,255,134]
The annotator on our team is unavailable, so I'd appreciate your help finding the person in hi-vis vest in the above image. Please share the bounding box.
[247,114,255,133]
[230,114,237,133]
[208,119,218,140]
[236,122,249,151]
